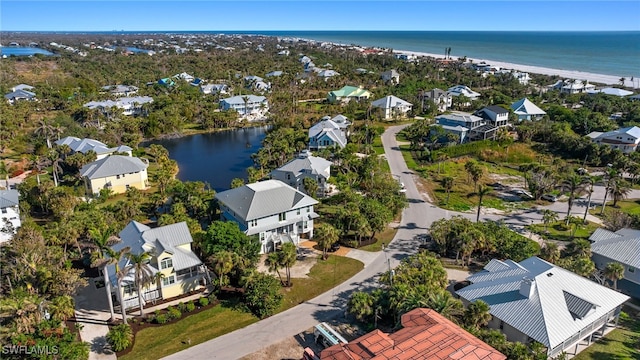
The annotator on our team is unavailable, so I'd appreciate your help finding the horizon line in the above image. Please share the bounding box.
[2,29,640,33]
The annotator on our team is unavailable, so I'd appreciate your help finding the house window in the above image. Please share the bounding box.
[307,207,311,213]
[1,208,6,214]
[630,267,635,273]
[116,175,121,179]
[297,208,301,215]
[499,321,504,330]
[160,258,173,269]
[162,275,176,286]
[250,219,258,227]
[123,284,135,296]
[303,221,308,229]
[287,174,291,180]
[279,212,287,221]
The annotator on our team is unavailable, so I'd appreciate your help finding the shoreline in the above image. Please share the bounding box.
[393,49,639,89]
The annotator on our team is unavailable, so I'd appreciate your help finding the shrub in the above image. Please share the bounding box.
[198,297,209,307]
[106,324,133,352]
[177,302,186,312]
[207,293,218,303]
[244,273,283,319]
[167,306,182,320]
[185,301,196,312]
[154,314,168,324]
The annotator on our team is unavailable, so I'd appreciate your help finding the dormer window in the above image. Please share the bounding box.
[161,258,173,269]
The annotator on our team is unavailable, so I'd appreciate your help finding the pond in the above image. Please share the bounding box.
[146,126,268,192]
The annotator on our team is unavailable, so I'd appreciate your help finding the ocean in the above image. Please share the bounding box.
[256,31,639,79]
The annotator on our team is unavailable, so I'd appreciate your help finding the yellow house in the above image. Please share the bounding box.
[108,221,207,311]
[79,155,149,195]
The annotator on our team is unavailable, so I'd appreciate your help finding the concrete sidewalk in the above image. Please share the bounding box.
[74,278,117,360]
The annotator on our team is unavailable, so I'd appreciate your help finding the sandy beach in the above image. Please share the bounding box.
[394,49,639,89]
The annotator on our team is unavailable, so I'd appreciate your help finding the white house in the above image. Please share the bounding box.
[173,72,195,82]
[511,98,546,121]
[456,257,629,358]
[590,228,640,289]
[219,95,269,120]
[108,221,206,310]
[317,69,340,80]
[0,189,21,243]
[55,136,132,160]
[84,96,153,116]
[200,83,229,95]
[549,79,596,94]
[586,126,640,154]
[380,69,400,84]
[587,87,634,97]
[447,85,481,101]
[101,85,139,96]
[423,88,452,112]
[4,89,36,104]
[370,95,413,120]
[270,150,332,197]
[80,155,149,195]
[308,116,350,150]
[215,180,319,254]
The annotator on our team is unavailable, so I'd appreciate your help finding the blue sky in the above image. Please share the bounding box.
[1,1,639,32]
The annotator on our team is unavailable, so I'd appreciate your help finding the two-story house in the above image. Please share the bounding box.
[370,95,413,120]
[327,85,371,104]
[308,116,350,150]
[0,189,21,243]
[84,96,154,117]
[380,69,400,84]
[447,85,481,103]
[109,221,206,310]
[423,88,452,112]
[270,150,332,197]
[219,95,269,120]
[434,111,485,143]
[55,136,132,160]
[215,180,319,254]
[470,105,510,141]
[456,257,629,359]
[510,98,547,121]
[80,155,149,195]
[586,126,640,154]
[590,228,640,292]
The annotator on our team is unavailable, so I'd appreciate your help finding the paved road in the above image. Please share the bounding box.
[164,125,639,360]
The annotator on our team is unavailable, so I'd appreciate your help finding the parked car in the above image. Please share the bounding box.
[541,194,557,202]
[511,189,534,200]
[328,243,341,252]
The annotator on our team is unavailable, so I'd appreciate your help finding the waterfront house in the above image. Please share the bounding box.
[380,69,400,84]
[219,94,269,120]
[270,150,332,197]
[200,83,230,95]
[471,105,510,141]
[215,180,319,254]
[510,98,547,121]
[80,155,149,195]
[101,84,139,96]
[308,116,350,150]
[0,189,21,244]
[586,126,640,154]
[109,221,206,310]
[370,95,413,120]
[317,308,506,360]
[549,79,596,94]
[423,88,452,112]
[590,228,640,292]
[447,85,481,101]
[327,85,371,104]
[55,136,132,160]
[434,111,485,143]
[587,87,634,97]
[84,96,153,117]
[456,257,629,358]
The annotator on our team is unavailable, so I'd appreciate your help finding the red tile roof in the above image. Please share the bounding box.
[320,309,506,360]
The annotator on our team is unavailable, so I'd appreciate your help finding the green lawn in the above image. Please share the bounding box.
[591,199,640,218]
[120,255,364,360]
[573,312,640,360]
[358,227,398,252]
[529,221,600,242]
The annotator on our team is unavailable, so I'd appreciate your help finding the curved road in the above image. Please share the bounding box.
[164,125,638,360]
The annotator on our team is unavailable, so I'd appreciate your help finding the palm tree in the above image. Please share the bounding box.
[280,242,297,287]
[265,252,284,285]
[0,293,44,334]
[464,299,492,329]
[123,252,155,317]
[48,150,63,187]
[563,174,587,225]
[34,119,54,148]
[542,209,558,233]
[604,262,625,290]
[540,241,560,263]
[441,176,454,205]
[609,180,631,207]
[0,160,9,189]
[427,292,463,321]
[475,185,492,223]
[315,223,339,260]
[347,292,375,323]
[105,246,130,323]
[89,226,120,321]
[48,295,75,322]
[600,168,619,215]
[583,175,601,222]
[209,250,234,289]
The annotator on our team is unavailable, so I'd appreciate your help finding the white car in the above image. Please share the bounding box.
[541,194,557,202]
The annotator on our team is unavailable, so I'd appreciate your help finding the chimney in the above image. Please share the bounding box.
[519,277,535,298]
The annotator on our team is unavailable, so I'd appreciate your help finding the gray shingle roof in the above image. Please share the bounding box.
[80,155,148,179]
[456,256,629,349]
[590,228,640,268]
[0,190,19,208]
[215,179,318,221]
[271,153,332,179]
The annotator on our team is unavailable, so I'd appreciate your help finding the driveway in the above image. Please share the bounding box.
[74,277,117,360]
